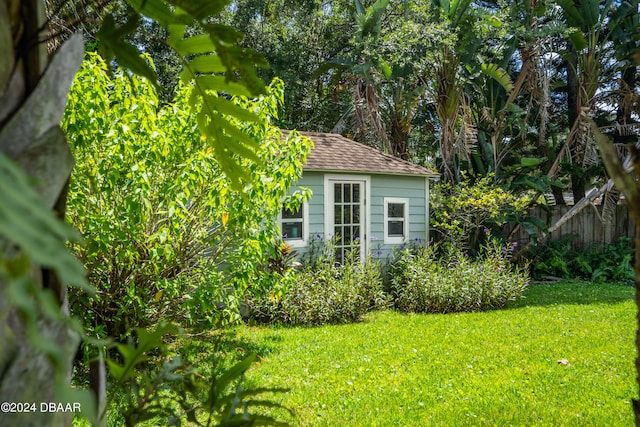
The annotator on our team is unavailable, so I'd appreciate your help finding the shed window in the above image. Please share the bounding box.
[280,202,307,247]
[384,198,409,244]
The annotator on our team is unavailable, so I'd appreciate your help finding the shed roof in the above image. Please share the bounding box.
[286,131,439,177]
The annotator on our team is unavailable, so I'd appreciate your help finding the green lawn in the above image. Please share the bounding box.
[225,281,636,426]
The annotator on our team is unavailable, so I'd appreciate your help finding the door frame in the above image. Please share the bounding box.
[323,174,371,262]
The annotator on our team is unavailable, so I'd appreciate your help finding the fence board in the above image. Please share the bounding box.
[505,204,635,248]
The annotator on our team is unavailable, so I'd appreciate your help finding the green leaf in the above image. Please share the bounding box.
[379,59,392,80]
[514,176,548,192]
[481,63,513,93]
[168,23,187,46]
[568,29,587,51]
[203,23,245,44]
[186,55,227,75]
[215,354,256,397]
[97,15,159,89]
[175,34,216,55]
[521,219,541,237]
[126,0,186,26]
[520,157,547,167]
[194,75,254,97]
[312,61,351,80]
[0,154,89,291]
[108,323,176,382]
[206,95,260,123]
[170,0,228,21]
[556,0,583,27]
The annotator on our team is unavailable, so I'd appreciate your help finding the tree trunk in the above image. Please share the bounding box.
[551,185,566,206]
[566,46,579,128]
[0,2,84,426]
[564,45,588,203]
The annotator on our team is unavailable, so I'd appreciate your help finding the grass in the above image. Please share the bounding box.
[214,281,637,426]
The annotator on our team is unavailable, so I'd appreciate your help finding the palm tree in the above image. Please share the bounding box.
[429,0,473,183]
[333,0,394,153]
[555,0,617,202]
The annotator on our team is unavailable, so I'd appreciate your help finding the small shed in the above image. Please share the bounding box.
[279,131,439,261]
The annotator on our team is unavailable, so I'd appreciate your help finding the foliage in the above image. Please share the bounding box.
[390,241,529,314]
[105,322,290,426]
[266,241,299,276]
[105,0,640,203]
[94,0,271,190]
[431,174,530,251]
[63,54,312,338]
[3,0,297,424]
[229,282,635,426]
[0,152,99,424]
[528,235,635,284]
[247,240,388,326]
[0,153,87,290]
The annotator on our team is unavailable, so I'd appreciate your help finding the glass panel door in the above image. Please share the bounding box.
[330,180,365,263]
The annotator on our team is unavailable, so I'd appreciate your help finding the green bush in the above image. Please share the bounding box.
[62,55,312,338]
[431,174,529,252]
[529,235,634,284]
[247,244,388,326]
[390,241,529,313]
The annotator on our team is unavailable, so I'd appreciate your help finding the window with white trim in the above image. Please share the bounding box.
[384,198,409,244]
[279,202,307,247]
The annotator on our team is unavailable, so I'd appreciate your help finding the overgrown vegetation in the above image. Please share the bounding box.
[247,240,388,326]
[100,323,290,427]
[62,55,310,425]
[528,235,635,284]
[3,2,639,426]
[246,236,528,323]
[63,54,312,340]
[389,240,529,313]
[430,175,532,252]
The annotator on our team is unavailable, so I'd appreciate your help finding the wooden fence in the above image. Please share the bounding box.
[504,204,635,248]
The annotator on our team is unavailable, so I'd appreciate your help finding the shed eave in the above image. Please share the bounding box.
[303,167,439,178]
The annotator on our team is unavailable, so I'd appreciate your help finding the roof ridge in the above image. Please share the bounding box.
[284,129,438,176]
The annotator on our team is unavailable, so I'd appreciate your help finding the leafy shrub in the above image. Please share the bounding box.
[104,323,290,426]
[431,174,530,252]
[390,241,528,313]
[529,235,634,284]
[247,243,388,326]
[62,55,312,338]
[527,235,578,279]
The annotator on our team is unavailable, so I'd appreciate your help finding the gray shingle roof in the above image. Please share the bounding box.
[287,131,438,177]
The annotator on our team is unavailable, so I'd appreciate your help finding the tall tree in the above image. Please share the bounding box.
[556,0,616,202]
[215,0,356,130]
[429,0,473,183]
